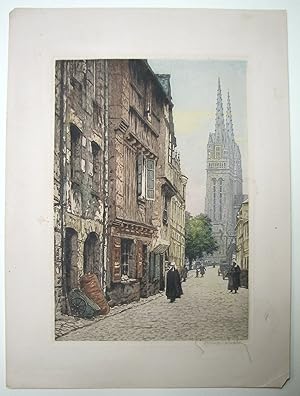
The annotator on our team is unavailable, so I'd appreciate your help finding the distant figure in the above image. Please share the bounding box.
[181,266,188,282]
[200,263,206,277]
[166,262,183,303]
[227,261,241,293]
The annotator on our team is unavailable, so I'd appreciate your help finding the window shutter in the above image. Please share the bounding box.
[136,240,143,279]
[111,237,121,283]
[146,159,155,200]
[137,153,144,197]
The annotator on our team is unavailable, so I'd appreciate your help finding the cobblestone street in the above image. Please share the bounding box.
[58,266,248,341]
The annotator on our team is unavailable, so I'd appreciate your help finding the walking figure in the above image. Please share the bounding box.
[227,261,241,293]
[166,262,183,303]
[200,263,206,277]
[181,266,188,282]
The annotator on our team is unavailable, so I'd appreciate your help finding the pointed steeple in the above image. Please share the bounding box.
[226,91,234,139]
[215,77,225,142]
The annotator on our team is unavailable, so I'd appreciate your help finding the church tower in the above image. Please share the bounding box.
[205,78,243,263]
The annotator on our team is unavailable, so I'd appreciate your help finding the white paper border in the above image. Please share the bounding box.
[5,8,290,388]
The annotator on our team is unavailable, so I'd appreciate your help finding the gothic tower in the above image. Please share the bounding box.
[205,78,243,263]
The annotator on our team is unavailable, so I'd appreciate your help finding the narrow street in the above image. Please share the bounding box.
[59,266,248,341]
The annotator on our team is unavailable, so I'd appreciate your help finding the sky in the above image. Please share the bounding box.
[148,60,248,215]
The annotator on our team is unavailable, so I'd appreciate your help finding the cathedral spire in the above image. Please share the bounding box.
[215,77,225,142]
[226,91,234,139]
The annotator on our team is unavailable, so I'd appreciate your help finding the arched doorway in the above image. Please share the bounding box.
[83,232,101,278]
[64,228,78,293]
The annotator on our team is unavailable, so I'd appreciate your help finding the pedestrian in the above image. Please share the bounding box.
[181,265,188,282]
[227,261,241,293]
[200,263,206,277]
[166,262,183,303]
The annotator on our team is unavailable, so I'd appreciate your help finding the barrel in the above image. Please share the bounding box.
[80,273,110,315]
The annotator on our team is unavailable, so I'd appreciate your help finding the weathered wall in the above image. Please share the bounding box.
[54,60,107,315]
[107,281,140,305]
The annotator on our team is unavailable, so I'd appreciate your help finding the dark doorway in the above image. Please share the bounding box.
[159,255,165,291]
[83,232,101,277]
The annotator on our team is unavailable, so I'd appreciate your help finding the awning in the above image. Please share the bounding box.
[151,239,170,254]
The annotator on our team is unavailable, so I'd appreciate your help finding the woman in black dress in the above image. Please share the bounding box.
[166,262,183,302]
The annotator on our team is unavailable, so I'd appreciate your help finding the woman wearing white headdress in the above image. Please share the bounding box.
[166,262,183,303]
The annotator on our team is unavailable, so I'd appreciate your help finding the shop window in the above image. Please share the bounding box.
[121,239,134,277]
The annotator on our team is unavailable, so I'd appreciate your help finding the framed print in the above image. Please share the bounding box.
[5,7,290,388]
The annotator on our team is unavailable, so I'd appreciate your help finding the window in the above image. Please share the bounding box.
[121,239,134,277]
[163,196,169,225]
[91,141,101,192]
[145,82,152,122]
[70,124,81,181]
[136,154,156,201]
[70,77,83,106]
[136,242,146,279]
[212,178,216,220]
[215,145,222,159]
[219,178,223,220]
[137,153,144,198]
[146,159,155,200]
[168,132,174,163]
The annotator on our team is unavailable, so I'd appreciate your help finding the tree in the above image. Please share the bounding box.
[185,212,218,268]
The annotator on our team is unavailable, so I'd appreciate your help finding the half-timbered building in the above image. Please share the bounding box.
[106,60,175,304]
[54,59,187,312]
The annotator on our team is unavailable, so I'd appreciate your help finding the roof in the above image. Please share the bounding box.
[141,60,173,104]
[156,74,171,97]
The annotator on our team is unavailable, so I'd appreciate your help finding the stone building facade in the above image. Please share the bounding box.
[54,60,108,315]
[156,75,188,273]
[54,59,187,313]
[205,78,244,264]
